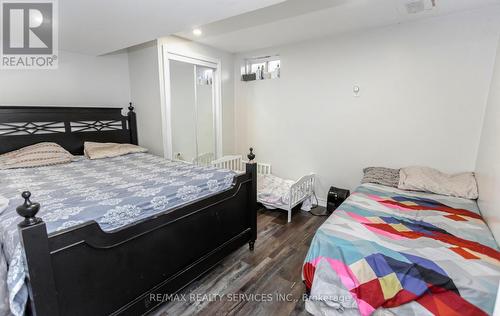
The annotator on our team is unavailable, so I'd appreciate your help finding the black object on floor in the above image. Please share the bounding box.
[327,186,350,213]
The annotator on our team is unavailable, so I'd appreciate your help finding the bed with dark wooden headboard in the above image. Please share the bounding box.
[0,104,137,155]
[0,104,257,316]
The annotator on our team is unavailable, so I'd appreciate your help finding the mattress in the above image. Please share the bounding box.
[303,183,500,316]
[0,153,235,316]
[257,174,295,208]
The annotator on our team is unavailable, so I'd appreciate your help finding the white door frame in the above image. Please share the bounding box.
[159,44,223,160]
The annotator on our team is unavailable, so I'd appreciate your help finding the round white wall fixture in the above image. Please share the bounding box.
[353,85,360,97]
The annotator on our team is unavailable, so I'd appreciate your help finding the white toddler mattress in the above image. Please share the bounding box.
[257,174,295,208]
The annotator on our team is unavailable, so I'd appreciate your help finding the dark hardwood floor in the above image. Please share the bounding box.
[152,207,328,316]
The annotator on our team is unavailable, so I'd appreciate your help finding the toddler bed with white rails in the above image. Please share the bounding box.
[211,154,315,223]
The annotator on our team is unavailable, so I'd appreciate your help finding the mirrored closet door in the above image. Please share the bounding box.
[194,65,215,165]
[168,58,218,165]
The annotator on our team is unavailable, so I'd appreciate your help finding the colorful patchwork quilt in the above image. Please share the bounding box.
[303,183,500,316]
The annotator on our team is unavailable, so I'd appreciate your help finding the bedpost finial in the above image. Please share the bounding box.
[17,191,42,227]
[22,191,30,200]
[247,147,255,162]
[128,102,134,112]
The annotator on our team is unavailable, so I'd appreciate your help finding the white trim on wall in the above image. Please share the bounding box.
[157,40,170,158]
[160,44,223,160]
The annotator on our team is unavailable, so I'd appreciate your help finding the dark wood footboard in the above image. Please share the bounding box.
[17,162,257,316]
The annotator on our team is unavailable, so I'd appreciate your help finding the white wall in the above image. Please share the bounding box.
[128,41,165,156]
[475,36,500,242]
[234,8,500,203]
[0,50,130,106]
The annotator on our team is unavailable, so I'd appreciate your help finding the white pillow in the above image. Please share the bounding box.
[398,166,478,199]
[84,142,147,160]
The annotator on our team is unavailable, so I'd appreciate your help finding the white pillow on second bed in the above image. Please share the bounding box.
[398,166,478,199]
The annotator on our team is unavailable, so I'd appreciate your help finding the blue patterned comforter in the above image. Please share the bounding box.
[0,153,236,316]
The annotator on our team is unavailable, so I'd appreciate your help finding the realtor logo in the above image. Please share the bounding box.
[1,0,58,69]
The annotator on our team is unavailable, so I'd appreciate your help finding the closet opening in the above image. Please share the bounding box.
[161,48,222,164]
